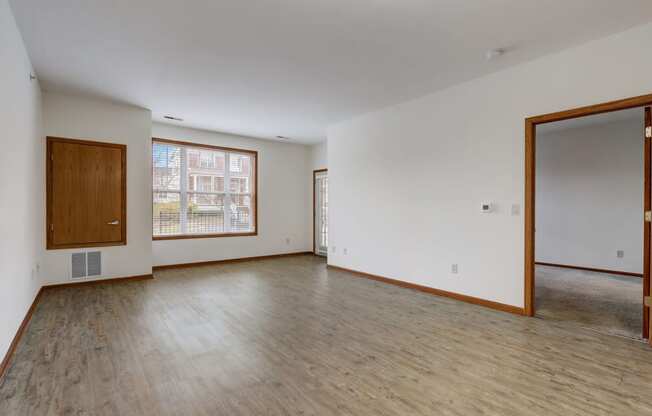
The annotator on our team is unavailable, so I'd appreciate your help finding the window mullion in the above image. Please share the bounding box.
[180,146,188,234]
[224,152,231,233]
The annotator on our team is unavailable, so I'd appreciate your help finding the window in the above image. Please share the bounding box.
[152,138,257,239]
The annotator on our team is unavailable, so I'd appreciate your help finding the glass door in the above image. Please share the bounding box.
[314,170,328,256]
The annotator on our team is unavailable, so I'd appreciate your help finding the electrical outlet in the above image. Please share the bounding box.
[332,246,336,253]
[285,238,291,245]
[451,264,459,274]
[617,250,624,258]
[343,248,348,255]
[31,262,40,280]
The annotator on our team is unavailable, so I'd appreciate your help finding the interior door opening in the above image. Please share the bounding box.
[525,95,652,345]
[534,108,646,340]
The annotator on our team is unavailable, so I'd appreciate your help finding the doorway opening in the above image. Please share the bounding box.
[535,108,644,339]
[525,94,652,344]
[313,169,328,256]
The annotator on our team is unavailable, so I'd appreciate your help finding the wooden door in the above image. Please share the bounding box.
[646,108,652,342]
[47,137,126,249]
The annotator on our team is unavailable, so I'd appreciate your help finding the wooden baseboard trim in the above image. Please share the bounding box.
[0,287,43,381]
[327,265,525,316]
[153,251,314,271]
[535,262,643,278]
[43,273,154,289]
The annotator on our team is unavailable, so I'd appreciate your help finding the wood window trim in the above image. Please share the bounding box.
[152,137,258,241]
[46,136,127,250]
[312,168,328,254]
[524,93,652,342]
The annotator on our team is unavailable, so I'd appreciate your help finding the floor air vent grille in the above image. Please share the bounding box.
[71,252,102,279]
[87,251,102,276]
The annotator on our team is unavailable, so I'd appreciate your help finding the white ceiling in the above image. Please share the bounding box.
[10,0,652,144]
[537,107,644,134]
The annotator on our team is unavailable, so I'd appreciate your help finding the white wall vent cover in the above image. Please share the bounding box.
[71,253,87,279]
[71,252,102,279]
[87,251,102,276]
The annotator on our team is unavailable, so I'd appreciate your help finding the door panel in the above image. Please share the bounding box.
[48,138,126,249]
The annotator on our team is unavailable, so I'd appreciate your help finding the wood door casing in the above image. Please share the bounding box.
[47,137,126,249]
[646,107,652,341]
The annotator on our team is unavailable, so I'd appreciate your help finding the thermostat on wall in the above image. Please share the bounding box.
[480,202,493,213]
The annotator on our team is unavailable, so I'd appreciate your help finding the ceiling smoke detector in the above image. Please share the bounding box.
[164,115,183,122]
[485,48,506,61]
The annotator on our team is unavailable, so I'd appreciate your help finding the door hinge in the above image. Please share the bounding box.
[49,224,54,232]
[645,296,652,308]
[647,126,652,139]
[646,211,652,222]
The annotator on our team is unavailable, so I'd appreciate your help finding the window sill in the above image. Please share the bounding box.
[153,232,257,241]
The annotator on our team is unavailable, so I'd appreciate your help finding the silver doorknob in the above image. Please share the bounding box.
[107,220,120,225]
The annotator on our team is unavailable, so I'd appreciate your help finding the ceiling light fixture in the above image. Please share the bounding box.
[276,136,290,140]
[485,48,506,61]
[164,115,183,122]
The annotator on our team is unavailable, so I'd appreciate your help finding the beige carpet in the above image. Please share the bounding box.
[535,265,643,340]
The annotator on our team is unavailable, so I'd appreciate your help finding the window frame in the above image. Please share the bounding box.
[152,137,258,240]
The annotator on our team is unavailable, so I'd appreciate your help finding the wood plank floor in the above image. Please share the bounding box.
[1,254,651,415]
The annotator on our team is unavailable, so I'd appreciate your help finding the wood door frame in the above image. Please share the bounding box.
[46,136,127,250]
[312,168,328,255]
[525,94,652,340]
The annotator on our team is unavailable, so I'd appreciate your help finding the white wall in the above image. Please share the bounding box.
[310,141,328,171]
[41,92,152,284]
[309,141,328,252]
[0,0,43,359]
[536,119,643,274]
[327,22,652,308]
[152,123,311,266]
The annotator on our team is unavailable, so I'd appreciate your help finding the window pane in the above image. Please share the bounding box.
[153,192,181,236]
[229,177,249,193]
[230,194,252,232]
[230,154,251,175]
[214,177,225,192]
[187,149,225,195]
[152,143,181,191]
[187,148,225,171]
[187,193,225,234]
[321,177,328,247]
[197,176,212,192]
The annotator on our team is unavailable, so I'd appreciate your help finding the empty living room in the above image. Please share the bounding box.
[3,0,652,414]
